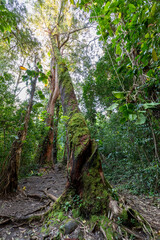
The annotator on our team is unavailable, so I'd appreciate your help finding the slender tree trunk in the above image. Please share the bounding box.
[37,59,59,166]
[52,100,60,164]
[0,62,38,195]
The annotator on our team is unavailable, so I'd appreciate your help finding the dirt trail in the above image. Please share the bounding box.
[1,166,160,239]
[0,165,66,239]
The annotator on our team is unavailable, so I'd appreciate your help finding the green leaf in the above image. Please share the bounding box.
[33,103,44,108]
[129,114,137,121]
[112,91,125,99]
[152,49,158,61]
[145,33,149,38]
[116,57,121,62]
[116,44,122,56]
[107,103,119,111]
[143,102,160,109]
[128,4,136,12]
[104,2,111,12]
[150,3,156,17]
[113,18,119,25]
[135,113,146,125]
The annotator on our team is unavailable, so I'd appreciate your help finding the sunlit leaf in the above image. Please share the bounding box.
[20,66,27,71]
[112,91,125,99]
[107,103,119,111]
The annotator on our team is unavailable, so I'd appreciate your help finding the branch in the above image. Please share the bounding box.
[59,26,90,49]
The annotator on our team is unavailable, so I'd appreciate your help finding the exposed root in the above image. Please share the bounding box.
[43,188,58,201]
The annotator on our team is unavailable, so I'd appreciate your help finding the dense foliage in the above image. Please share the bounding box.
[0,0,159,195]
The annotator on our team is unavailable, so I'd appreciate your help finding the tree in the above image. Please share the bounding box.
[32,0,89,166]
[0,57,39,194]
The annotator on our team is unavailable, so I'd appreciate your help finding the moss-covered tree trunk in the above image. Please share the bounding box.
[59,64,111,215]
[56,64,154,239]
[0,69,38,195]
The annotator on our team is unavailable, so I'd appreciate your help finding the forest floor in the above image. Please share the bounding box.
[0,165,160,240]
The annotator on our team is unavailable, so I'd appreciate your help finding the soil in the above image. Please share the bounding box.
[1,165,160,240]
[0,165,66,240]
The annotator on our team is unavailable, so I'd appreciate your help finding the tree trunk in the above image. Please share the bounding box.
[59,64,111,216]
[37,59,59,166]
[56,63,153,239]
[52,100,60,164]
[0,64,38,195]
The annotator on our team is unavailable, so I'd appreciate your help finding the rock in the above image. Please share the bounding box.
[63,219,78,235]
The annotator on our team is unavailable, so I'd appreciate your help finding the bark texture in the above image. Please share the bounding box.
[52,100,60,164]
[59,64,111,215]
[37,60,59,166]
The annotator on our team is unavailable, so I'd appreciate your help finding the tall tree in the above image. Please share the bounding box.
[32,0,89,165]
[0,57,39,194]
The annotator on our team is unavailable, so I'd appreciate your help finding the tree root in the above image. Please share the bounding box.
[0,202,54,225]
[43,188,58,201]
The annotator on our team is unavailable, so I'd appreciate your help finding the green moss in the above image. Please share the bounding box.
[72,208,80,218]
[78,143,112,216]
[119,209,128,224]
[105,227,114,240]
[67,112,90,157]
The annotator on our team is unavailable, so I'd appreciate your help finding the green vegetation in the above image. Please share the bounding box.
[0,0,159,238]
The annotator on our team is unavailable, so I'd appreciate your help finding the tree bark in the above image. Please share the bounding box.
[58,63,111,216]
[0,62,38,195]
[37,59,59,166]
[52,100,60,164]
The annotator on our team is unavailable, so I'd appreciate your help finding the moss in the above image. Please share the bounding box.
[119,209,128,224]
[79,142,112,217]
[105,227,114,240]
[67,112,90,157]
[72,208,80,218]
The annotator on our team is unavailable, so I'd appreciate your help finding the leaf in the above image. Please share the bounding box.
[129,114,137,121]
[135,113,146,125]
[104,2,111,11]
[143,102,160,109]
[116,57,121,62]
[152,49,158,61]
[150,3,156,17]
[107,103,119,111]
[145,33,149,38]
[112,91,125,99]
[20,66,27,71]
[128,4,136,12]
[113,18,119,25]
[33,103,44,108]
[118,12,121,19]
[37,90,45,99]
[116,44,122,56]
[39,94,45,100]
[70,0,74,4]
